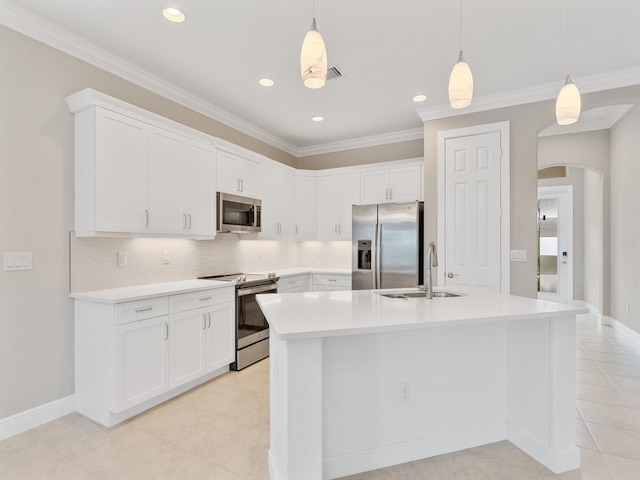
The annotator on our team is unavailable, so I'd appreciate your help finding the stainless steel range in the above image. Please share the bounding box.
[199,273,278,370]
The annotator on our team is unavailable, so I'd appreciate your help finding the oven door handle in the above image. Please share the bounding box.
[237,283,278,296]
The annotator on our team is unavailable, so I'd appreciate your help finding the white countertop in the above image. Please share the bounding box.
[250,267,351,277]
[71,279,232,304]
[257,286,588,340]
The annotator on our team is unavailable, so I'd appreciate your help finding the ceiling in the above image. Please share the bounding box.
[3,0,640,156]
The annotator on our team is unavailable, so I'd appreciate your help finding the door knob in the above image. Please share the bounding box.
[447,272,459,279]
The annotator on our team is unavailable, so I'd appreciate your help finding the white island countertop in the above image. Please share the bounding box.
[71,279,231,303]
[257,286,588,340]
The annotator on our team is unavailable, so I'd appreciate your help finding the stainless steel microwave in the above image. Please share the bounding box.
[216,192,262,233]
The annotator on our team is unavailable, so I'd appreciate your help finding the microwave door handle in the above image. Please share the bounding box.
[249,205,255,226]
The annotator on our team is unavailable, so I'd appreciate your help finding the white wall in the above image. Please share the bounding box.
[610,104,640,331]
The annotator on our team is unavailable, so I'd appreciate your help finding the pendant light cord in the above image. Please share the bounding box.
[459,0,463,52]
[565,0,570,75]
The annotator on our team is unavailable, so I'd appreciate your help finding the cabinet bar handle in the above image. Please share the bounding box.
[135,307,153,313]
[237,178,241,192]
[188,214,192,229]
[199,296,212,301]
[144,209,149,227]
[240,179,244,192]
[164,322,169,340]
[207,312,211,328]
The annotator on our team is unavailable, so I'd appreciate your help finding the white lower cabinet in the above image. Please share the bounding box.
[75,285,234,426]
[115,316,169,412]
[312,273,352,292]
[278,274,311,293]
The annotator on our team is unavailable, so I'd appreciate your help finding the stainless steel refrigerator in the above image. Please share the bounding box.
[352,201,424,290]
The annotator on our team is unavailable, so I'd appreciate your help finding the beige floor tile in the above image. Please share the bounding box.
[201,465,247,480]
[576,382,632,407]
[578,399,640,432]
[602,453,640,480]
[0,431,57,475]
[577,419,598,451]
[114,447,214,480]
[576,369,614,387]
[26,412,107,457]
[2,450,99,480]
[596,361,640,378]
[580,343,626,354]
[608,374,640,393]
[587,422,640,461]
[577,448,614,480]
[65,423,174,478]
[586,351,640,366]
[221,430,270,480]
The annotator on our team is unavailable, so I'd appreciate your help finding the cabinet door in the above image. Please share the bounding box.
[115,316,168,412]
[187,141,216,236]
[95,109,149,233]
[295,175,317,240]
[216,150,242,194]
[388,165,422,203]
[204,302,235,372]
[168,308,207,388]
[277,172,296,238]
[149,127,188,234]
[361,170,390,204]
[338,173,361,239]
[317,176,340,240]
[239,160,260,198]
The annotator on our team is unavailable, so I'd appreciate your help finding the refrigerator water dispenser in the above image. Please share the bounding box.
[357,240,372,270]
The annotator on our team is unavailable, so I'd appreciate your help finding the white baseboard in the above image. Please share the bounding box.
[573,300,603,322]
[507,422,580,473]
[0,395,75,442]
[603,316,640,346]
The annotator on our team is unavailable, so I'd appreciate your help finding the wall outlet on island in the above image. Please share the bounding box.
[400,382,411,404]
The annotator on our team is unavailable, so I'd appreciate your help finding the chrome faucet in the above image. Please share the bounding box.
[420,242,438,299]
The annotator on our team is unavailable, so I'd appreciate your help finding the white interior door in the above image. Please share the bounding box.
[439,125,508,292]
[537,186,573,304]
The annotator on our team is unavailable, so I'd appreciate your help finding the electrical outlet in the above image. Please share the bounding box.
[626,302,630,314]
[400,382,411,404]
[117,251,127,267]
[162,250,170,264]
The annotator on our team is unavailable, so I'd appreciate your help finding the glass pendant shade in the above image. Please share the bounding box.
[300,18,327,89]
[555,74,581,125]
[448,51,473,109]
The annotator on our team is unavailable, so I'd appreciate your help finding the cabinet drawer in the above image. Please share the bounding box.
[115,297,169,325]
[312,274,351,288]
[169,288,234,313]
[278,274,309,292]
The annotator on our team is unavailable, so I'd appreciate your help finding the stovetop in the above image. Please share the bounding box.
[199,272,278,287]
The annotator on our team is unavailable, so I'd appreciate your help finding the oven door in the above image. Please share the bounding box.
[236,283,276,349]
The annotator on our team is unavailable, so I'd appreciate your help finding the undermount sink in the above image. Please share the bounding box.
[377,290,463,299]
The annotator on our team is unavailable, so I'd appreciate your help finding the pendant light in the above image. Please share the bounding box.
[556,0,581,125]
[448,0,473,109]
[300,1,327,89]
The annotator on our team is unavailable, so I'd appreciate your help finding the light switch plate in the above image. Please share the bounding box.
[3,252,33,271]
[510,250,528,262]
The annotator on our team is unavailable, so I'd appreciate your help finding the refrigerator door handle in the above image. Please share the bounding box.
[375,222,382,289]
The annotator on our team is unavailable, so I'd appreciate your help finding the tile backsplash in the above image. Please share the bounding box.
[70,233,350,292]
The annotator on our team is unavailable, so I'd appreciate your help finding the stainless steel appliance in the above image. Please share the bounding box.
[216,192,262,233]
[199,273,278,370]
[352,201,424,290]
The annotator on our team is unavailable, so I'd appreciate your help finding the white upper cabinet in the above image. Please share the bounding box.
[88,107,151,235]
[67,89,216,238]
[294,174,317,240]
[259,166,295,239]
[317,173,360,240]
[216,149,260,198]
[361,164,422,204]
[149,128,217,237]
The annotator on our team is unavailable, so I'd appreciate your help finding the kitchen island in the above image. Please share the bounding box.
[257,287,587,480]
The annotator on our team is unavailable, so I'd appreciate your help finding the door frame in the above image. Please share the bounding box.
[537,185,574,304]
[437,121,511,294]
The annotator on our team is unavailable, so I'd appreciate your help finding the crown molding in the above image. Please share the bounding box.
[296,127,425,157]
[416,66,640,122]
[0,0,300,156]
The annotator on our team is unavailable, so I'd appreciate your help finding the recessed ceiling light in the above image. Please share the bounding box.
[311,115,324,122]
[412,94,428,103]
[162,7,186,23]
[259,78,275,87]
